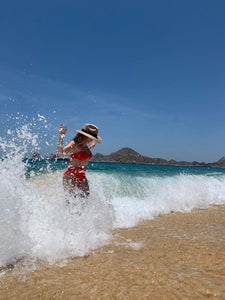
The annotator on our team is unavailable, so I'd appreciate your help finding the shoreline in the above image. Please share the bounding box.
[30,157,225,168]
[1,205,225,299]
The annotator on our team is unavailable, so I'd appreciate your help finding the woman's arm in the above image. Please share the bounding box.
[57,135,64,157]
[56,125,68,157]
[88,141,96,149]
[62,140,76,154]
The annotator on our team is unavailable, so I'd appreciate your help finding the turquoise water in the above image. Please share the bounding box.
[26,159,225,178]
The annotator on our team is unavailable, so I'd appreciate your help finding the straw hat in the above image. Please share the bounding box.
[76,124,102,143]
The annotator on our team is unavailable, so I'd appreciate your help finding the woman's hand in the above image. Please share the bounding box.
[89,141,96,149]
[58,124,68,135]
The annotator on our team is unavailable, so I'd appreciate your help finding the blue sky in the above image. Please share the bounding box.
[0,0,225,162]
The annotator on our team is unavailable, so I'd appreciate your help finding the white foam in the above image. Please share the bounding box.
[26,172,114,263]
[88,172,225,228]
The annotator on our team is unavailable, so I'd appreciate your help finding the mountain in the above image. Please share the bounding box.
[207,157,225,168]
[92,147,225,167]
[48,153,57,160]
[92,148,168,164]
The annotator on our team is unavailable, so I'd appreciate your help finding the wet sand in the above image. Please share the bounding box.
[1,205,225,299]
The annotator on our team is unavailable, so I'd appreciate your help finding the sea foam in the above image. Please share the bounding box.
[88,171,225,228]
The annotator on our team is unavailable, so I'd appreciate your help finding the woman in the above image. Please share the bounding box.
[57,123,102,197]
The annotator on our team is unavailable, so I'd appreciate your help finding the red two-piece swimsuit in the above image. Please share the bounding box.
[64,151,92,183]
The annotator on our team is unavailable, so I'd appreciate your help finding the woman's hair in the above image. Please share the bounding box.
[73,133,90,145]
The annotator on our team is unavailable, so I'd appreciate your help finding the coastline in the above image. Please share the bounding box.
[1,205,225,299]
[33,147,225,168]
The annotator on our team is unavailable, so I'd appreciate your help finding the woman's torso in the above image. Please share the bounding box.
[69,143,92,168]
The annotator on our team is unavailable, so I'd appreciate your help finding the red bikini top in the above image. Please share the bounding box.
[70,151,92,161]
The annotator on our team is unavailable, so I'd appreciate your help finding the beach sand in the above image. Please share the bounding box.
[1,205,225,299]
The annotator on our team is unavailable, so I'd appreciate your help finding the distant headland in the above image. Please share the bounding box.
[32,147,225,168]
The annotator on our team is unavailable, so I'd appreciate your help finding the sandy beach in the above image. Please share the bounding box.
[0,205,225,300]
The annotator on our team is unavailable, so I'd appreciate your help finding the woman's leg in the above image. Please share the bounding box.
[63,174,77,195]
[63,174,89,197]
[77,178,90,197]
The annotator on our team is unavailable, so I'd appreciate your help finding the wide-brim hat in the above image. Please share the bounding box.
[76,123,102,143]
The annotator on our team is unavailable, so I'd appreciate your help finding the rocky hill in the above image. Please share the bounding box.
[31,152,43,160]
[92,147,225,167]
[92,148,167,164]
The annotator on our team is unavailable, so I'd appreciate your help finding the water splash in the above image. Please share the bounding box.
[0,118,114,267]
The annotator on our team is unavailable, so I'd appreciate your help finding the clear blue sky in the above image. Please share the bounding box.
[0,0,225,162]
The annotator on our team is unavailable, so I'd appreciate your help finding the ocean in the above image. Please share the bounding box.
[1,125,225,269]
